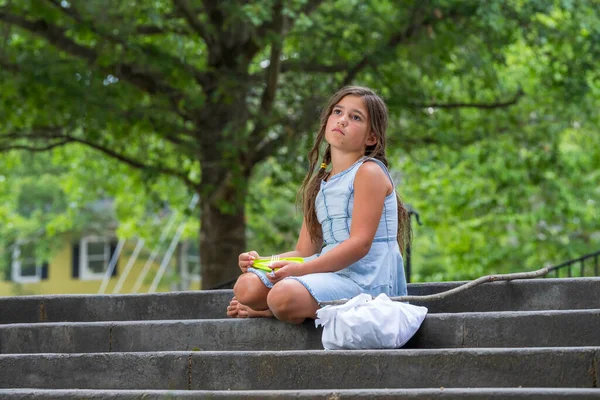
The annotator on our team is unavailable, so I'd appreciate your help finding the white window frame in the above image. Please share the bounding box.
[11,242,43,284]
[79,236,111,281]
[182,240,201,283]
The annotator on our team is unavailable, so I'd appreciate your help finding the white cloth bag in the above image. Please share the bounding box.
[315,293,428,350]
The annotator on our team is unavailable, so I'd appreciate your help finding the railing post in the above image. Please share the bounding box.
[406,208,422,284]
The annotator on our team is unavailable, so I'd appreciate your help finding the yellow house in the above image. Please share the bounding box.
[0,235,201,297]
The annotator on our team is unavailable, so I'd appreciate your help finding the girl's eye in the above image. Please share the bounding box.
[333,109,341,115]
[352,115,361,121]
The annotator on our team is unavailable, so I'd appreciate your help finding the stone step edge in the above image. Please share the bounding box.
[2,307,599,328]
[3,277,599,324]
[0,388,598,399]
[2,346,599,357]
[2,348,598,391]
[2,309,599,354]
[3,277,598,301]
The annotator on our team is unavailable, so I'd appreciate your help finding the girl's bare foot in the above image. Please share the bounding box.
[226,297,274,318]
[226,297,241,318]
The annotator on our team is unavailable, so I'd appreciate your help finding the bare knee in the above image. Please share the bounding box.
[233,273,269,309]
[267,280,317,324]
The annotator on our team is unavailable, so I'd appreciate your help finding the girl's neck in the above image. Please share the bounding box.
[329,150,365,177]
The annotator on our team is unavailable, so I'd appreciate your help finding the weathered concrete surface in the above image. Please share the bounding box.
[0,322,110,354]
[2,309,599,353]
[1,277,599,396]
[406,308,600,349]
[0,318,320,353]
[1,278,598,324]
[0,348,598,390]
[0,290,234,324]
[0,352,189,390]
[407,277,600,313]
[0,388,599,399]
[186,348,600,391]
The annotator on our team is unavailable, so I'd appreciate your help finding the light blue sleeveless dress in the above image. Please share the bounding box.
[248,157,407,306]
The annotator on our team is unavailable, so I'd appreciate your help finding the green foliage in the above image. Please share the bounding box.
[246,158,303,257]
[402,124,600,281]
[1,0,599,285]
[0,148,198,279]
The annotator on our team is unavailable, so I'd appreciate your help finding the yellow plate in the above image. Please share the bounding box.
[252,257,305,271]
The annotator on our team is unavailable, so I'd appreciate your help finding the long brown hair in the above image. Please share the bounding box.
[299,86,412,256]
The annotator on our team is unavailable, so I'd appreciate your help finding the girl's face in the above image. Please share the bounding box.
[325,95,377,153]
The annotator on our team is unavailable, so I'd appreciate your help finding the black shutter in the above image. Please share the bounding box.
[41,262,49,280]
[109,242,118,277]
[72,243,80,278]
[4,250,12,281]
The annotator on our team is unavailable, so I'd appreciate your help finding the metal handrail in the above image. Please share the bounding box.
[546,249,600,278]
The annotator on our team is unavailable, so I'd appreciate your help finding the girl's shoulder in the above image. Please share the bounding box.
[353,158,394,194]
[352,159,394,196]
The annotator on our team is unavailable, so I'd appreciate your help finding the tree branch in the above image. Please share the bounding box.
[250,128,291,167]
[0,139,71,152]
[340,4,461,86]
[0,53,198,151]
[261,32,283,114]
[42,1,208,89]
[409,89,525,110]
[0,129,200,190]
[136,25,188,35]
[65,135,196,188]
[0,60,196,148]
[0,9,96,59]
[256,0,324,39]
[297,0,326,20]
[393,125,517,152]
[0,9,190,108]
[250,93,322,166]
[249,0,324,68]
[260,4,433,81]
[172,0,211,45]
[246,1,286,165]
[246,1,328,166]
[44,0,80,22]
[0,58,19,73]
[279,60,348,74]
[321,267,550,306]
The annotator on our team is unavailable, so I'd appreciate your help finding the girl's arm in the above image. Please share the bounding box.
[301,161,392,274]
[277,218,323,258]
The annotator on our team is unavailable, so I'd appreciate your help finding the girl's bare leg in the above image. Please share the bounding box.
[227,273,273,319]
[267,279,319,324]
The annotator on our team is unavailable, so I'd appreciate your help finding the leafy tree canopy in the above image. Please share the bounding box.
[1,0,599,287]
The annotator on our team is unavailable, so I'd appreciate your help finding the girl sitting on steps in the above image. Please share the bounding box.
[227,86,411,323]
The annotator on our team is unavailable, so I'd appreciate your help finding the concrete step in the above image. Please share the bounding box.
[0,290,233,324]
[1,278,599,324]
[1,388,599,399]
[0,348,598,390]
[2,309,599,353]
[408,277,600,313]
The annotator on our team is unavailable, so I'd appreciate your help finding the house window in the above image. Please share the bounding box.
[79,236,111,280]
[182,240,201,282]
[11,243,44,283]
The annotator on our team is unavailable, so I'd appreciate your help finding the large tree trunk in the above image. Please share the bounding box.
[197,66,253,289]
[198,171,249,290]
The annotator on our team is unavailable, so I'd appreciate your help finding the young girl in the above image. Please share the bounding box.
[227,86,411,323]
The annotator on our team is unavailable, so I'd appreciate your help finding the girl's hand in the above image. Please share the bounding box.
[267,261,304,284]
[238,250,260,273]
